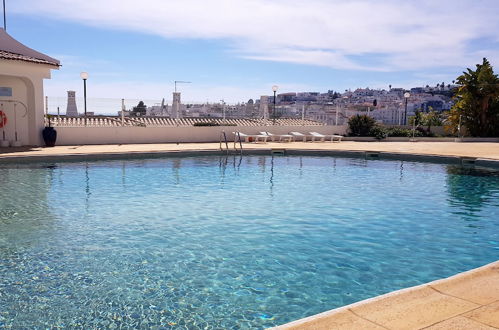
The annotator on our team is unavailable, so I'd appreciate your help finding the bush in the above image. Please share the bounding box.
[385,127,426,137]
[348,115,376,136]
[369,126,387,140]
[386,127,411,137]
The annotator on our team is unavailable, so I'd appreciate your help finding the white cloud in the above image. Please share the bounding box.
[12,0,499,71]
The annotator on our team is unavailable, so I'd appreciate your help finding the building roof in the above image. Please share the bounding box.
[48,116,325,128]
[0,28,60,67]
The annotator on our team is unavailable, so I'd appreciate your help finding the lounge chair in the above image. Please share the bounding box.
[233,132,268,143]
[309,132,343,142]
[289,131,307,142]
[259,132,293,142]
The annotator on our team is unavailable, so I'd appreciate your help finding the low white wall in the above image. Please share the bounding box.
[54,125,349,145]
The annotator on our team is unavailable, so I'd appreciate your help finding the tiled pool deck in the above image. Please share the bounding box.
[2,141,499,329]
[1,141,499,162]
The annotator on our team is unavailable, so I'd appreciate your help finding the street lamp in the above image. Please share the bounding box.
[80,72,89,126]
[403,92,410,125]
[220,99,226,123]
[272,85,278,125]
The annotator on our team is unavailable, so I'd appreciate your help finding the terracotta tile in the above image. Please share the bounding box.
[464,301,499,328]
[275,309,386,330]
[431,264,499,305]
[350,286,479,330]
[423,316,496,330]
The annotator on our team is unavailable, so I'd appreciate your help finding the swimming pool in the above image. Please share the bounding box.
[1,155,498,328]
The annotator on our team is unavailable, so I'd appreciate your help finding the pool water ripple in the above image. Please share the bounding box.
[1,155,499,328]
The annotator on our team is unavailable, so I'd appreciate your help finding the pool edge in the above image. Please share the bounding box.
[1,148,499,169]
[271,260,499,329]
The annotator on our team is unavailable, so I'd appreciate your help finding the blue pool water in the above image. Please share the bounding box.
[1,155,499,328]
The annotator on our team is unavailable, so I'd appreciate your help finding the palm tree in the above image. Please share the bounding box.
[452,58,499,136]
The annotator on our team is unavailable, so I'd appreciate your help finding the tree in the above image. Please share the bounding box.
[447,58,499,137]
[348,114,376,136]
[408,110,424,127]
[422,110,442,134]
[131,101,147,117]
[409,108,443,136]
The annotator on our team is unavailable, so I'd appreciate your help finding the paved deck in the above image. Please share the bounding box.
[274,261,499,330]
[1,141,499,161]
[1,141,499,329]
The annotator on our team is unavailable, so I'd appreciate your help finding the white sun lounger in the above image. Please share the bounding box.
[289,131,308,142]
[259,132,293,142]
[233,132,268,143]
[309,132,343,142]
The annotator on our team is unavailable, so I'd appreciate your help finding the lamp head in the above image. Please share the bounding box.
[272,85,279,92]
[404,92,410,98]
[80,72,89,80]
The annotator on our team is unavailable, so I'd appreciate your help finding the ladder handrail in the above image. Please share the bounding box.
[219,131,230,153]
[233,132,244,154]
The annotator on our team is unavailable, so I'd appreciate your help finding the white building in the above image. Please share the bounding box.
[0,28,60,146]
[259,96,269,120]
[66,90,78,116]
[171,92,182,119]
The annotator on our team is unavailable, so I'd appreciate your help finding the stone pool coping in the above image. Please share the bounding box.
[1,142,499,169]
[272,260,499,330]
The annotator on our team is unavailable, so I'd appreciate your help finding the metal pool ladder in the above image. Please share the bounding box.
[233,132,243,154]
[220,131,243,155]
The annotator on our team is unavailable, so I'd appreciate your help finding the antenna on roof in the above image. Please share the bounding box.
[3,0,6,31]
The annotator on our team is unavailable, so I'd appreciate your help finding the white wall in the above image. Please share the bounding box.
[0,60,54,146]
[0,76,29,144]
[54,125,349,145]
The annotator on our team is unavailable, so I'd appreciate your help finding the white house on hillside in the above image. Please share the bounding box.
[0,28,60,146]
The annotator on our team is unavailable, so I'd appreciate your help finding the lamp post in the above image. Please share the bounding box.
[80,72,88,126]
[403,92,410,125]
[220,99,226,123]
[3,0,6,31]
[272,85,278,125]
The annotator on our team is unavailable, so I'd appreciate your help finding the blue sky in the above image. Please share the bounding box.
[6,0,499,103]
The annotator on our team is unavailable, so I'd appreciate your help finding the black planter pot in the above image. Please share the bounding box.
[42,127,57,147]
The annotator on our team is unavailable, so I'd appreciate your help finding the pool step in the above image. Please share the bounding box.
[271,149,286,155]
[461,157,476,166]
[365,151,380,159]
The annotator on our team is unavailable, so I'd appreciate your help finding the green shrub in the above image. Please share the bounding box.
[386,127,411,137]
[369,126,387,140]
[348,115,376,136]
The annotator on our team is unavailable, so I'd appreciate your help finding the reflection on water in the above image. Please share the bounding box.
[0,165,54,245]
[446,166,499,214]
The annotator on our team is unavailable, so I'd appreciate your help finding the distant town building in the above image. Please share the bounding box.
[108,84,456,125]
[259,96,269,120]
[66,91,78,116]
[172,92,182,119]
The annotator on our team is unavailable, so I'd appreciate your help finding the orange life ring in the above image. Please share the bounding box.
[0,111,7,128]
